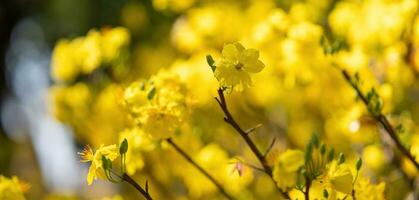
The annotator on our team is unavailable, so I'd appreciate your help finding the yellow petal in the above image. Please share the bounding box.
[87,164,96,185]
[331,172,353,194]
[244,60,265,73]
[222,44,240,61]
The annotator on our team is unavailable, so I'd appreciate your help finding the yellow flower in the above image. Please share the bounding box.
[78,144,119,185]
[123,71,191,139]
[317,161,353,196]
[214,42,265,92]
[51,39,79,82]
[0,175,28,200]
[272,149,304,190]
[77,30,102,74]
[101,27,130,62]
[354,177,385,200]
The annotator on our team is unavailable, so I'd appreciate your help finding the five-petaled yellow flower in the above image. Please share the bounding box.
[316,160,353,197]
[78,144,119,185]
[214,42,265,92]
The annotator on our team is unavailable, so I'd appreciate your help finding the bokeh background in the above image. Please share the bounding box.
[0,0,418,199]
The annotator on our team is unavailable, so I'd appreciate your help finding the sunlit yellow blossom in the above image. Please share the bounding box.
[123,71,191,139]
[214,42,265,92]
[316,160,353,197]
[77,30,102,74]
[51,39,79,82]
[0,175,28,200]
[272,149,304,190]
[354,177,385,200]
[78,144,119,185]
[101,27,130,62]
[363,144,386,171]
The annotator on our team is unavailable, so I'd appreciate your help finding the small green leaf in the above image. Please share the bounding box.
[320,144,326,155]
[328,147,335,161]
[206,55,216,72]
[311,133,319,148]
[356,157,362,170]
[120,138,128,155]
[337,153,345,165]
[102,155,112,170]
[396,124,405,134]
[305,142,313,164]
[147,86,156,100]
[323,189,329,198]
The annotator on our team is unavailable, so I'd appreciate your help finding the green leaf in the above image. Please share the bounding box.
[120,138,128,155]
[337,153,345,165]
[206,55,216,72]
[396,124,405,134]
[320,144,326,155]
[311,133,319,148]
[356,157,362,170]
[328,147,335,161]
[147,86,156,100]
[305,142,313,164]
[102,155,112,170]
[323,189,329,198]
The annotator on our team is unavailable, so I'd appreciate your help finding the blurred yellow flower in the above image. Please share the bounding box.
[101,27,130,62]
[51,39,79,82]
[354,177,385,200]
[123,71,191,139]
[0,176,28,200]
[214,42,265,92]
[119,127,155,175]
[78,144,119,185]
[272,149,304,190]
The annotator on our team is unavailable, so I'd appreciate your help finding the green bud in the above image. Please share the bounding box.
[320,144,326,155]
[337,153,345,165]
[147,86,156,100]
[139,82,145,90]
[311,134,319,148]
[206,55,216,72]
[356,157,362,171]
[120,138,128,155]
[305,142,313,164]
[328,148,334,161]
[323,189,329,198]
[102,155,112,170]
[396,124,405,134]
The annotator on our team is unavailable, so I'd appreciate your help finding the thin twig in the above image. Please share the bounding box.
[215,88,290,199]
[122,173,153,200]
[264,137,277,158]
[245,124,263,135]
[166,138,235,200]
[341,70,419,169]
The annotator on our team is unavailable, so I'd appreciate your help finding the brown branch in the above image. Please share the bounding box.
[215,88,290,199]
[304,177,311,200]
[122,173,153,200]
[341,70,419,170]
[166,138,235,200]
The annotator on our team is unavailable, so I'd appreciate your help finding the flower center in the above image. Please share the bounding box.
[235,62,244,70]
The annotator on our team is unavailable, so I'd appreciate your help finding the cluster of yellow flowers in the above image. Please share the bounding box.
[49,28,131,146]
[0,175,28,200]
[123,71,192,139]
[44,0,419,199]
[51,27,130,82]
